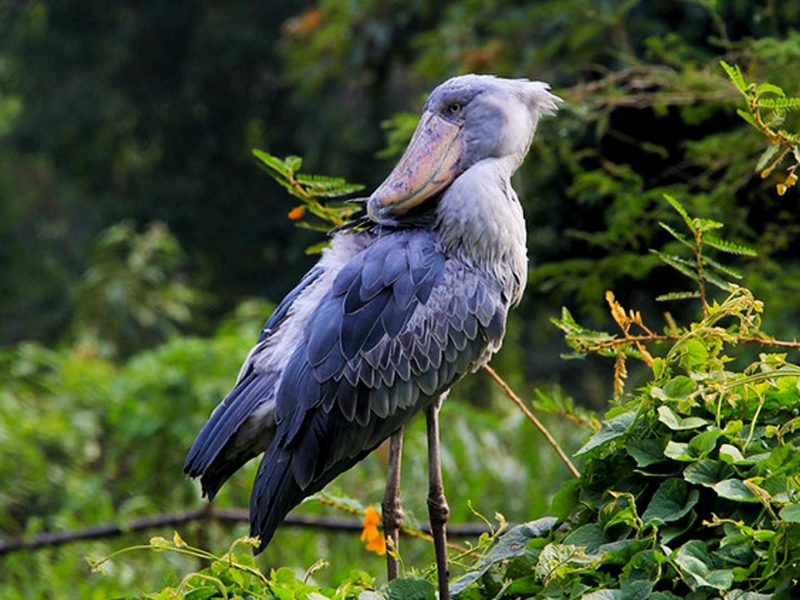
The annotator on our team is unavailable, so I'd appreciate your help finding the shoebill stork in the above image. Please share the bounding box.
[185,74,560,598]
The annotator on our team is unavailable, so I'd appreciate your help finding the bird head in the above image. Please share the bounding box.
[367,74,561,221]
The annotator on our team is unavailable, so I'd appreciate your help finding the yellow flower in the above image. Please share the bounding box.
[360,507,386,555]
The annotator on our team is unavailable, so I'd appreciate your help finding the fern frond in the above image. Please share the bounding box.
[703,235,757,256]
[755,83,786,97]
[693,218,724,233]
[703,270,735,292]
[551,308,615,342]
[294,221,331,233]
[252,149,291,177]
[758,97,800,111]
[658,222,693,249]
[701,254,743,280]
[651,250,697,280]
[736,108,760,131]
[663,194,694,232]
[656,291,702,302]
[720,60,747,95]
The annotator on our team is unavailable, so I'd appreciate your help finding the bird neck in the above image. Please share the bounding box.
[433,155,528,304]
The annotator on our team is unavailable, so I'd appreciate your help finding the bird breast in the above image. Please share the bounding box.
[434,157,528,305]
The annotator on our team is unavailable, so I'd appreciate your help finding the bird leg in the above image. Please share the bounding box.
[382,426,405,580]
[426,395,450,600]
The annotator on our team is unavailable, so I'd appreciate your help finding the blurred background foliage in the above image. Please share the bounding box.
[0,0,799,597]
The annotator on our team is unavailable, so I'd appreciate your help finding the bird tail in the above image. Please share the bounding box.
[249,445,306,553]
[184,371,277,499]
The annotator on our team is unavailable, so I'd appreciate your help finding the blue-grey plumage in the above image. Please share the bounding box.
[184,74,561,553]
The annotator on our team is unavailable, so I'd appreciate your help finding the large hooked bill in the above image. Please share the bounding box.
[367,111,464,221]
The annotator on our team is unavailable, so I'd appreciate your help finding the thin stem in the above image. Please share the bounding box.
[482,365,581,479]
[572,333,800,353]
[694,229,708,317]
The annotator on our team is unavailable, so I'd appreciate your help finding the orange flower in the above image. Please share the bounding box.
[360,506,386,555]
[288,206,306,220]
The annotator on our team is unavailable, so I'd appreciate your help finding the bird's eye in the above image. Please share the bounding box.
[447,102,463,115]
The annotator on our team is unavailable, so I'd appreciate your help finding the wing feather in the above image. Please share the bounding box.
[249,230,510,550]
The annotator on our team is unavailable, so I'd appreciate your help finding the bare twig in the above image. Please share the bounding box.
[0,508,489,556]
[571,332,800,353]
[482,364,581,479]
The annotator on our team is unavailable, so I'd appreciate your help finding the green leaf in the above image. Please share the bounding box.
[684,460,734,487]
[736,108,759,130]
[656,291,701,302]
[720,61,747,94]
[703,235,757,257]
[663,375,694,397]
[755,82,786,97]
[754,143,780,172]
[712,479,760,503]
[779,503,800,523]
[563,523,607,552]
[651,250,698,281]
[304,240,331,255]
[703,269,735,291]
[663,194,694,232]
[676,339,708,371]
[701,254,743,280]
[252,149,290,177]
[659,222,693,249]
[626,438,668,467]
[673,539,734,591]
[661,511,698,545]
[383,578,436,600]
[688,430,723,456]
[550,478,580,520]
[284,155,303,173]
[719,444,748,464]
[580,591,622,600]
[664,441,693,462]
[657,406,708,431]
[534,543,593,583]
[642,479,700,526]
[758,96,800,111]
[575,410,637,456]
[724,591,775,600]
[694,218,724,233]
[449,518,557,595]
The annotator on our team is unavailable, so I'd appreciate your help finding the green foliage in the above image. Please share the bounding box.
[440,204,800,600]
[3,3,800,598]
[252,150,364,237]
[482,341,800,598]
[721,61,800,196]
[0,301,578,597]
[71,221,207,357]
[653,194,757,301]
[89,533,380,599]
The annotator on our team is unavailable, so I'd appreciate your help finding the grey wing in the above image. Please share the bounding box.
[183,265,326,498]
[249,230,508,550]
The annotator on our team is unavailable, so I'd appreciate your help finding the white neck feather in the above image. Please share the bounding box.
[434,155,528,304]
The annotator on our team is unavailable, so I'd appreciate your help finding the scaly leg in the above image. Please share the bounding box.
[382,426,405,580]
[426,395,450,600]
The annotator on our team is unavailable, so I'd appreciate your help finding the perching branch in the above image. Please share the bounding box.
[482,364,582,479]
[0,507,490,556]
